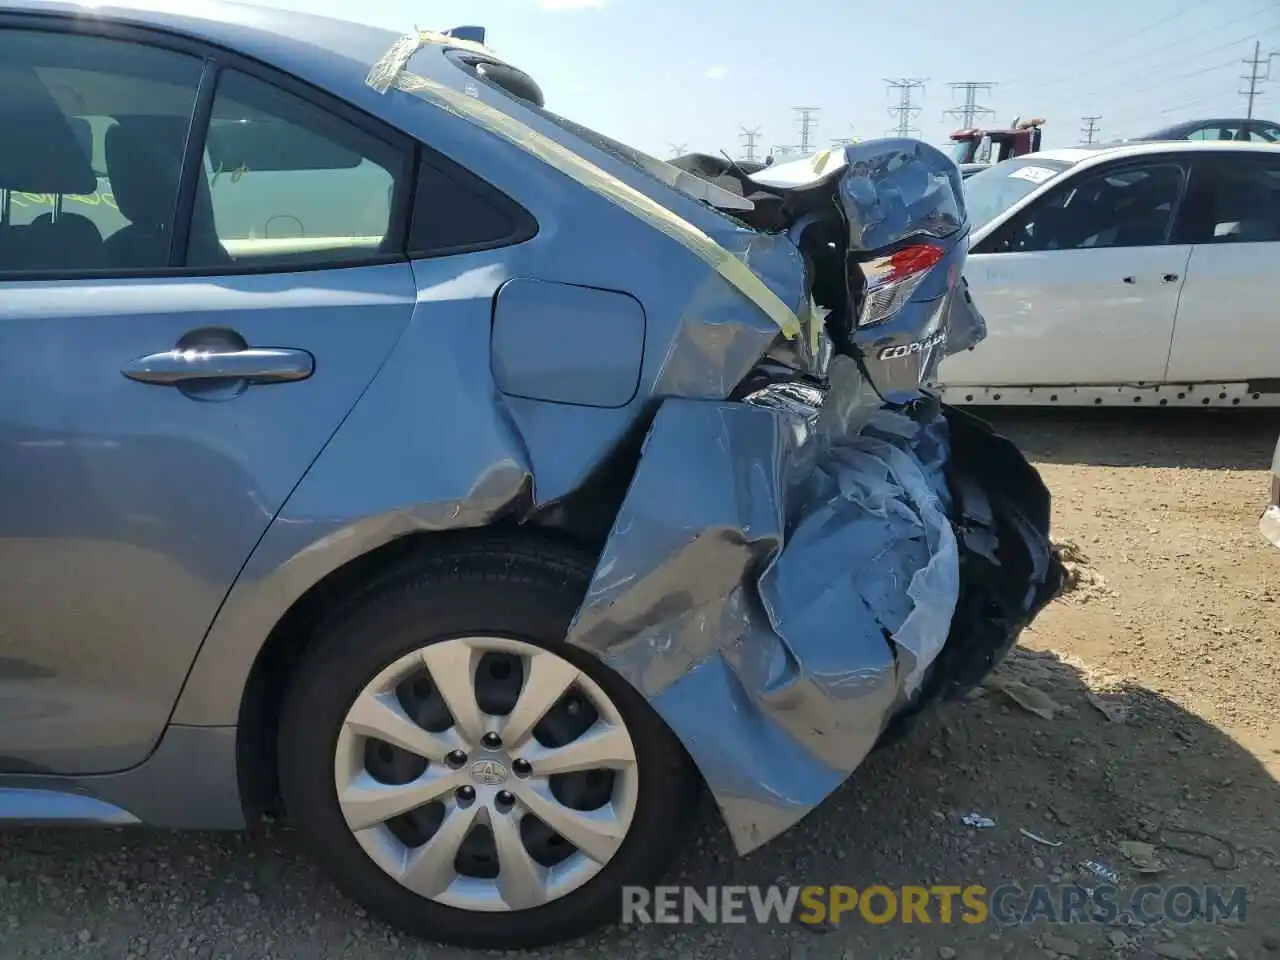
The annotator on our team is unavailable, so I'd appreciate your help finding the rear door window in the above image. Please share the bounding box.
[1175,154,1280,244]
[186,69,411,268]
[0,29,202,274]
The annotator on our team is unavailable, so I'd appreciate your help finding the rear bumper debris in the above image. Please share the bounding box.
[567,357,1063,854]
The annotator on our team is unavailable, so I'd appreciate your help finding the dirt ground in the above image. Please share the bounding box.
[2,407,1279,960]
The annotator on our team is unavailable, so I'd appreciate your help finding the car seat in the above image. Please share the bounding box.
[0,65,106,272]
[103,117,190,268]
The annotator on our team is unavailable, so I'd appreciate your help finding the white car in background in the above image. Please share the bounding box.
[936,140,1280,407]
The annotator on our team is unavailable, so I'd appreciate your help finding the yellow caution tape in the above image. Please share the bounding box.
[366,34,802,340]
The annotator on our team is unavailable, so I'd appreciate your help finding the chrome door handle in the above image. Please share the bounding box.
[121,347,314,385]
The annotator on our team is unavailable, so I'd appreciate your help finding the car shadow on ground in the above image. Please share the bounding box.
[974,407,1280,472]
[655,647,1280,960]
[1,649,1275,960]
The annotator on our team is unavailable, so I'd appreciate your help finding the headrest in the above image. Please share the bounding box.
[0,65,97,194]
[104,116,188,226]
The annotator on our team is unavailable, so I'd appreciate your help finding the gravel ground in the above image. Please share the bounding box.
[3,407,1280,960]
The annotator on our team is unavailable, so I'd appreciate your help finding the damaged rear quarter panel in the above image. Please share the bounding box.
[171,92,812,726]
[566,359,1061,855]
[174,57,1062,867]
[567,360,969,853]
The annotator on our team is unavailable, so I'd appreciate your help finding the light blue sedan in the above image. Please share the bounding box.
[0,0,1062,947]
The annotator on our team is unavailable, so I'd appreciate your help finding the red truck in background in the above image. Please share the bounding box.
[949,117,1045,177]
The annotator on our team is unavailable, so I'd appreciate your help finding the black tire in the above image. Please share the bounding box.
[277,533,698,949]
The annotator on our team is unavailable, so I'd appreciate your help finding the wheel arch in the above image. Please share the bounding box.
[234,523,596,822]
[228,422,654,821]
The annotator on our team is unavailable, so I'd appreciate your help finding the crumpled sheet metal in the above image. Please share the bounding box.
[566,358,960,854]
[837,139,965,252]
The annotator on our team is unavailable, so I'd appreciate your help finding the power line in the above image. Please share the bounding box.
[944,82,997,128]
[1095,51,1256,111]
[1154,93,1235,115]
[1082,34,1275,117]
[1018,3,1278,92]
[794,107,820,154]
[1080,115,1102,143]
[1103,41,1280,126]
[739,126,761,162]
[885,78,926,137]
[1004,0,1203,83]
[1241,40,1278,117]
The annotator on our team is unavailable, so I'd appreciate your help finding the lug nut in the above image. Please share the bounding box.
[495,790,515,808]
[481,732,502,749]
[512,758,532,777]
[455,785,476,803]
[445,750,467,768]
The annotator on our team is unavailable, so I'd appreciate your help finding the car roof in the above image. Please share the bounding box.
[1029,140,1279,166]
[0,0,416,111]
[1143,117,1276,138]
[1027,148,1099,163]
[0,0,398,50]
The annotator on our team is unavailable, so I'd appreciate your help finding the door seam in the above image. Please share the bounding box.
[1160,245,1196,380]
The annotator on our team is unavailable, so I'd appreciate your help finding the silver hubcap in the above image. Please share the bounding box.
[333,636,640,912]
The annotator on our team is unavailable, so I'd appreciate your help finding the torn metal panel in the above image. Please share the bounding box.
[837,138,964,252]
[568,359,969,853]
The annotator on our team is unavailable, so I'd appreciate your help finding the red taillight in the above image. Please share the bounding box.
[856,243,945,327]
[884,244,945,281]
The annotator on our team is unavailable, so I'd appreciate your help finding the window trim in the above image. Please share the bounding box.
[0,12,420,281]
[982,155,1193,254]
[168,58,219,268]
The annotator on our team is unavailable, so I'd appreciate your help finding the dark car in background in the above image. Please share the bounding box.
[1138,117,1280,143]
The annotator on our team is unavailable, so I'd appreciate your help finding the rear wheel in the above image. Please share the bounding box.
[277,536,696,948]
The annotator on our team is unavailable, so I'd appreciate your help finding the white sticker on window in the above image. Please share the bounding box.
[1008,165,1057,184]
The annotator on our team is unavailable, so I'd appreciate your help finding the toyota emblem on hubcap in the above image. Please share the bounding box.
[470,759,509,786]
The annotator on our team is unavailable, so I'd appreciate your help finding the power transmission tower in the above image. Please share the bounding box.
[668,142,688,157]
[794,107,820,154]
[885,78,926,137]
[1240,41,1278,119]
[944,82,996,128]
[1081,115,1102,144]
[739,126,762,162]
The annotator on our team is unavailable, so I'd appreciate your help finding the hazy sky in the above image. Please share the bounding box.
[259,0,1277,157]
